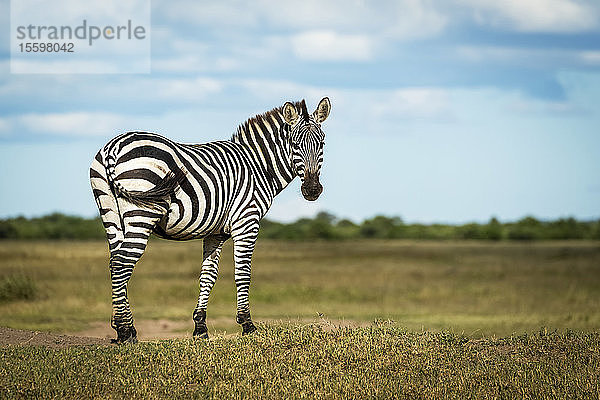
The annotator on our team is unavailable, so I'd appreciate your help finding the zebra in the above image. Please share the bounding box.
[90,98,331,343]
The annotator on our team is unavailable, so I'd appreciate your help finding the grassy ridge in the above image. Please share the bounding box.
[1,325,599,399]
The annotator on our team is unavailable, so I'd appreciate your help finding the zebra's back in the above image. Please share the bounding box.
[91,131,256,241]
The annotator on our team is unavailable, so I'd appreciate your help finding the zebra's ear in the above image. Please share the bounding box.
[313,97,331,123]
[282,102,299,125]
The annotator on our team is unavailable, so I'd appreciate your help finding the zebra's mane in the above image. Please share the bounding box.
[231,100,309,142]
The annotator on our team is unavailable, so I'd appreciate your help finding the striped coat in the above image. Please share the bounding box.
[90,98,331,342]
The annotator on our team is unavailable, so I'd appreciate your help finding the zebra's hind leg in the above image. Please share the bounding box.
[193,235,227,339]
[110,209,164,344]
[232,221,259,336]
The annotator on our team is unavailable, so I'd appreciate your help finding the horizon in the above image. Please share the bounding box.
[1,209,597,227]
[1,0,599,224]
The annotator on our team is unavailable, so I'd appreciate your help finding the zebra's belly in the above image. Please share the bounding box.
[153,193,231,241]
[154,217,227,241]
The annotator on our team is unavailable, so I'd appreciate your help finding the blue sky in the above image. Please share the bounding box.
[1,0,599,223]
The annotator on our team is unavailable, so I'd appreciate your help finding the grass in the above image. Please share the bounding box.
[1,240,599,398]
[1,240,600,335]
[0,239,599,335]
[1,325,599,399]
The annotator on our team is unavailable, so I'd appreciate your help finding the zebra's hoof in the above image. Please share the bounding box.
[236,311,257,336]
[113,325,138,344]
[193,323,209,339]
[241,322,257,336]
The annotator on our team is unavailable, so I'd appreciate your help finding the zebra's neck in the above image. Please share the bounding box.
[230,108,295,196]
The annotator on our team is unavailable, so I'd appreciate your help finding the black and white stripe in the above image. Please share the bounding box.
[90,98,331,342]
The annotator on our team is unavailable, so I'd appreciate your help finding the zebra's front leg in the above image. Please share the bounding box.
[232,224,259,336]
[193,235,227,339]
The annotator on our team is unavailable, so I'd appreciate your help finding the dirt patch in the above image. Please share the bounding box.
[71,317,371,341]
[0,326,111,348]
[72,319,193,341]
[0,318,370,348]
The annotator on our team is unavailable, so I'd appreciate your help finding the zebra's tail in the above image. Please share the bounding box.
[90,150,125,250]
[103,149,186,210]
[111,169,186,210]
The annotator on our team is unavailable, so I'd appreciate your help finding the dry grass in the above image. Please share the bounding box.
[0,240,599,336]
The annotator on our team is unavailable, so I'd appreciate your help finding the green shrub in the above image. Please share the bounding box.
[0,274,37,302]
[457,223,486,240]
[484,217,503,240]
[360,216,403,238]
[546,217,587,239]
[507,216,542,240]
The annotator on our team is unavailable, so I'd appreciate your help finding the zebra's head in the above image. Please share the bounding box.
[282,97,331,201]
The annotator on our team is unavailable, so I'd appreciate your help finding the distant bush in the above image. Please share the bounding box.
[0,212,598,241]
[360,216,404,239]
[0,274,37,302]
[0,213,105,240]
[505,216,594,241]
[484,217,503,240]
[545,218,587,239]
[507,216,542,240]
[594,221,600,240]
[457,223,487,240]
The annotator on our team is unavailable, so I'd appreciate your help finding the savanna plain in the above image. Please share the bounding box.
[1,239,599,398]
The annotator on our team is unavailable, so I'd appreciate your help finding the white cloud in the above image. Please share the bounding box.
[156,0,448,41]
[291,31,374,62]
[0,118,10,135]
[258,0,377,31]
[10,0,151,74]
[0,75,224,112]
[10,59,150,74]
[460,0,599,32]
[239,79,312,98]
[233,80,457,131]
[3,74,590,143]
[152,54,241,73]
[237,79,339,105]
[456,46,600,70]
[2,78,458,142]
[151,55,208,73]
[5,109,251,142]
[260,0,447,40]
[146,1,449,67]
[154,77,222,101]
[154,0,448,60]
[456,45,526,62]
[19,112,128,136]
[506,97,583,115]
[381,0,447,40]
[371,88,452,121]
[156,1,260,28]
[140,26,281,72]
[580,51,600,66]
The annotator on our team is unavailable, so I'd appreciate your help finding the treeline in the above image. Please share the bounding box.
[1,212,598,241]
[260,213,600,240]
[0,213,105,240]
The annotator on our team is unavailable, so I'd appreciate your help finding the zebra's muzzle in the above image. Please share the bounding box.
[301,174,323,201]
